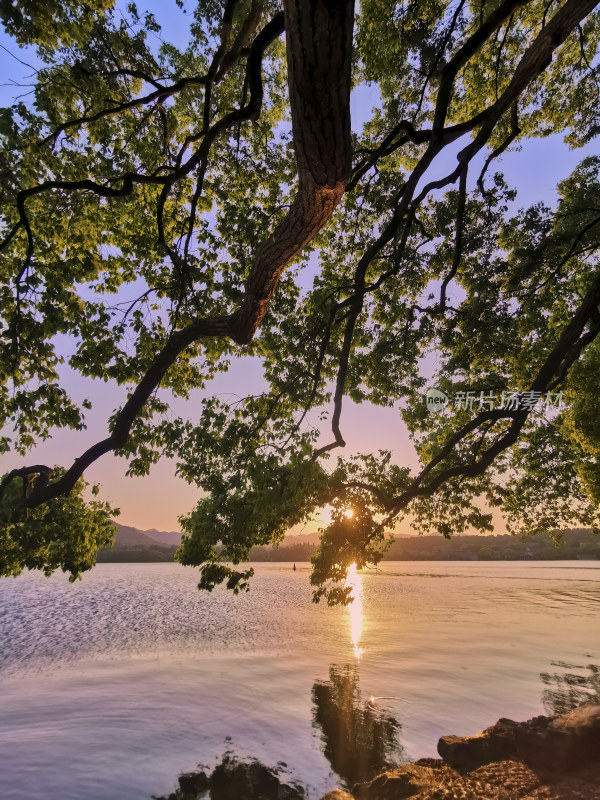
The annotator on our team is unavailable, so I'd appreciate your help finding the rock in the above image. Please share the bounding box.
[352,764,430,799]
[469,760,542,796]
[338,758,600,800]
[437,718,519,770]
[178,770,210,798]
[438,703,600,776]
[412,758,444,768]
[513,702,600,775]
[351,762,515,799]
[209,756,304,800]
[318,792,354,800]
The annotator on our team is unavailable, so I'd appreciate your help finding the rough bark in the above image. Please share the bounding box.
[231,0,354,344]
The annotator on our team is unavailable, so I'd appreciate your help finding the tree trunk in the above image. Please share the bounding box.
[232,0,354,344]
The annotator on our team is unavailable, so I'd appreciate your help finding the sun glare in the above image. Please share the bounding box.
[345,562,364,659]
[344,508,354,519]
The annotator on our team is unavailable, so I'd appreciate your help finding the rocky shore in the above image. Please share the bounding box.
[156,702,600,800]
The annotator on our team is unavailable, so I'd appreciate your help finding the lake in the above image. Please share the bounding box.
[1,561,599,799]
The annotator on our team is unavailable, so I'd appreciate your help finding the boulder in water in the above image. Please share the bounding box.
[437,702,600,776]
[437,718,519,770]
[513,702,600,775]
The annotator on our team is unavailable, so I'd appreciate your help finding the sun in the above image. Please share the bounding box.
[344,508,354,519]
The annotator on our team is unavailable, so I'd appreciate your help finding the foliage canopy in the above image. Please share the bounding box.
[1,0,600,600]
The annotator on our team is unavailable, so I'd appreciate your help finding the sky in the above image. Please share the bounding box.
[0,5,599,532]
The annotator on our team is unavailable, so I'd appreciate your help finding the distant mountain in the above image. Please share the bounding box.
[105,524,600,563]
[110,526,400,551]
[281,531,322,546]
[112,523,182,549]
[280,531,414,546]
[143,529,183,547]
[113,524,158,548]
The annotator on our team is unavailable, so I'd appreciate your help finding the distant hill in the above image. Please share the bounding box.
[281,530,322,546]
[383,529,600,561]
[104,524,315,556]
[110,526,365,550]
[96,523,181,562]
[97,523,600,563]
[240,528,600,562]
[112,523,182,548]
[112,523,159,548]
[143,528,182,547]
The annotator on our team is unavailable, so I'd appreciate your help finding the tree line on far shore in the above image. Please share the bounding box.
[97,529,599,564]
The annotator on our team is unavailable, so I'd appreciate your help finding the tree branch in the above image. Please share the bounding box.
[383,269,600,519]
[10,0,355,509]
[318,0,599,457]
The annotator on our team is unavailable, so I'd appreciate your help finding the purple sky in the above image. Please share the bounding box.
[1,6,599,532]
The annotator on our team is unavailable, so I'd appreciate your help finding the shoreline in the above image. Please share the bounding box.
[327,701,600,799]
[157,702,600,800]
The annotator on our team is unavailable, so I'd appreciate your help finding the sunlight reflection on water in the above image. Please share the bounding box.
[345,563,364,659]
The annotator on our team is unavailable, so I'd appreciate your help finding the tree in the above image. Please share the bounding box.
[478,546,500,560]
[1,0,600,600]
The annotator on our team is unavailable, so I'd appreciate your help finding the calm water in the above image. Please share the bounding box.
[1,561,599,799]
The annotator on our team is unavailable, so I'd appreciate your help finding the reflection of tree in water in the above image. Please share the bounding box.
[540,661,600,715]
[312,664,404,787]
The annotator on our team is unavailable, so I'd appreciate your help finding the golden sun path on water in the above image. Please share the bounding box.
[345,563,364,659]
